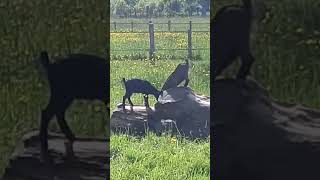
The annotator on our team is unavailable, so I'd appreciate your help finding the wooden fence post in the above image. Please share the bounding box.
[131,21,134,32]
[168,20,171,31]
[113,22,116,31]
[149,21,155,60]
[188,21,192,60]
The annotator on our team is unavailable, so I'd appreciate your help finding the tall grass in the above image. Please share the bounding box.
[214,0,320,108]
[0,0,108,177]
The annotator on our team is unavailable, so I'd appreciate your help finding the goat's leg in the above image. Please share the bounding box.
[237,52,254,79]
[128,96,134,111]
[184,78,189,87]
[122,95,127,111]
[143,95,149,108]
[56,99,75,142]
[214,54,234,79]
[40,100,56,162]
[214,66,223,79]
[56,99,75,158]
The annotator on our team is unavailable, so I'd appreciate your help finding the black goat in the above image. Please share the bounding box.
[212,0,255,79]
[122,78,160,111]
[38,51,109,162]
[161,58,190,91]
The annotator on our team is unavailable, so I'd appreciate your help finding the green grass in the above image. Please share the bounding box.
[110,134,210,179]
[252,0,320,108]
[111,32,209,60]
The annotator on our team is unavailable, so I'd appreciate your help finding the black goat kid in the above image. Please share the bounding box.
[38,51,109,162]
[161,58,190,91]
[122,78,160,111]
[212,0,255,79]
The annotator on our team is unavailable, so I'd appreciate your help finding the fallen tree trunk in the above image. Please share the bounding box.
[3,130,109,180]
[110,105,150,136]
[213,78,320,180]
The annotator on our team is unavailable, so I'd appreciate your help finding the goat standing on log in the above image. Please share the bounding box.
[122,78,160,112]
[212,0,255,79]
[161,58,190,91]
[37,51,109,162]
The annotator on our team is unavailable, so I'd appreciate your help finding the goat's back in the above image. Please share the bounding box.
[161,63,189,91]
[125,79,158,95]
[212,5,252,59]
[46,54,108,100]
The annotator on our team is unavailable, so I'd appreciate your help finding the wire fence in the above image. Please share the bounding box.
[111,20,210,61]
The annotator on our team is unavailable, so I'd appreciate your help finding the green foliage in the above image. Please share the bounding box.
[111,0,210,17]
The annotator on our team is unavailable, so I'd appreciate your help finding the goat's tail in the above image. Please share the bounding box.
[39,51,50,70]
[122,78,126,86]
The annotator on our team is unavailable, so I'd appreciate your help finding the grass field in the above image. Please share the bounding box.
[110,16,210,179]
[111,32,209,61]
[111,134,210,179]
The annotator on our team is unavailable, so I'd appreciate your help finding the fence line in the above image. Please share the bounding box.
[111,20,209,32]
[111,31,209,33]
[111,20,209,60]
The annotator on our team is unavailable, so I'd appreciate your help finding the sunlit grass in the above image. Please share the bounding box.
[110,133,210,179]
